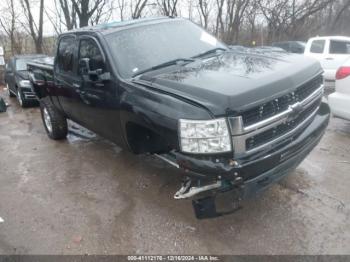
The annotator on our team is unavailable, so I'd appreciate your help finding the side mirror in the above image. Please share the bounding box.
[79,58,91,75]
[79,58,110,81]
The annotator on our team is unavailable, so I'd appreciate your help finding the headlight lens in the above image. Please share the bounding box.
[179,118,232,153]
[19,80,31,87]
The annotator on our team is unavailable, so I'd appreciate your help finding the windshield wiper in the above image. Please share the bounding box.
[191,47,227,59]
[132,58,195,78]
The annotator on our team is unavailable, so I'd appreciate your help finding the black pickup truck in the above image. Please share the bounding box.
[28,17,330,218]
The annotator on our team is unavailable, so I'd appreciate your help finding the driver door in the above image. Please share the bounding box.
[75,36,119,139]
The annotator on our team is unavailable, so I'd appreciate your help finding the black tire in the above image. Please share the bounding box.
[40,99,68,140]
[6,83,15,97]
[17,87,31,107]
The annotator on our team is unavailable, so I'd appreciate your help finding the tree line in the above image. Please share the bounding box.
[1,0,350,55]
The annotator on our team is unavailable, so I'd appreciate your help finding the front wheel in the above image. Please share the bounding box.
[6,83,15,97]
[40,99,68,140]
[17,87,30,107]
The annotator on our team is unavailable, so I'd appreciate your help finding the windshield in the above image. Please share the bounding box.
[15,59,31,71]
[106,19,227,78]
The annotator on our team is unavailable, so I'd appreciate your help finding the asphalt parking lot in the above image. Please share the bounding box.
[0,86,350,255]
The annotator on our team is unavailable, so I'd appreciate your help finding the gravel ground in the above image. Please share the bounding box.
[0,86,350,255]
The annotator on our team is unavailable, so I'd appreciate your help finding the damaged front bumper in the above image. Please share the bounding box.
[157,102,330,216]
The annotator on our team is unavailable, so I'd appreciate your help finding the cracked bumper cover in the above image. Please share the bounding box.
[167,102,330,198]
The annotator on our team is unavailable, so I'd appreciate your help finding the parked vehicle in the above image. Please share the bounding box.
[249,46,286,54]
[28,17,330,218]
[304,36,350,89]
[328,58,350,120]
[272,41,306,54]
[4,54,47,107]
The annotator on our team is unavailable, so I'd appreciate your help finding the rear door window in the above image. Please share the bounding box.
[310,40,325,53]
[329,40,350,54]
[57,36,76,73]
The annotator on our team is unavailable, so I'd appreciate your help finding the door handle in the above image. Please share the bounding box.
[76,89,85,95]
[325,57,334,60]
[95,82,105,88]
[73,83,81,88]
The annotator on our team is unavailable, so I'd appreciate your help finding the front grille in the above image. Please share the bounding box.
[241,75,323,126]
[245,98,321,151]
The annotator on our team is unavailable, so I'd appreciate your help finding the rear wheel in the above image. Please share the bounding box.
[40,99,68,140]
[6,83,15,97]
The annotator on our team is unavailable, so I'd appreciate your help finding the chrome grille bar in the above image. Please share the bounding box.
[228,85,324,136]
[228,84,324,156]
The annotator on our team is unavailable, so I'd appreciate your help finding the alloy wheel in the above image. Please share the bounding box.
[6,84,11,97]
[17,89,23,106]
[43,107,53,133]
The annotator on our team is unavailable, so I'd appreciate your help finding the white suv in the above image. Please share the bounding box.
[304,36,350,89]
[328,58,350,121]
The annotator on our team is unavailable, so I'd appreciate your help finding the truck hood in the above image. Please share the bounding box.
[136,51,323,116]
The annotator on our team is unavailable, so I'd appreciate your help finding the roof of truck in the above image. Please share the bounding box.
[61,17,181,36]
[308,36,350,41]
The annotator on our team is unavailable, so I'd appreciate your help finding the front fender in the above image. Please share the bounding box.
[119,81,213,153]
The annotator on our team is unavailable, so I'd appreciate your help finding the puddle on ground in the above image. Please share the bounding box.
[278,167,314,192]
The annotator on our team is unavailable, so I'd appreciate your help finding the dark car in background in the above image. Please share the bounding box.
[272,41,306,54]
[4,54,47,107]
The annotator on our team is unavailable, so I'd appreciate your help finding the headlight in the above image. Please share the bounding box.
[19,80,31,87]
[179,118,232,153]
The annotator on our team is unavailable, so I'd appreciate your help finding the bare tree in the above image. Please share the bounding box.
[21,0,45,53]
[258,0,289,42]
[90,0,115,25]
[117,0,126,20]
[71,0,106,27]
[197,0,212,29]
[158,0,178,16]
[330,0,350,30]
[0,0,23,54]
[259,0,336,43]
[58,0,78,30]
[245,0,259,45]
[214,0,225,37]
[224,0,251,44]
[130,0,149,19]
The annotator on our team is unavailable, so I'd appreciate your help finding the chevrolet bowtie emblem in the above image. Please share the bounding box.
[288,102,303,120]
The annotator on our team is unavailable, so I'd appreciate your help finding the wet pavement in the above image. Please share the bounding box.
[0,86,350,255]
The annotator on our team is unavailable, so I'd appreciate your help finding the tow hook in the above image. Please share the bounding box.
[174,179,222,199]
[174,177,244,219]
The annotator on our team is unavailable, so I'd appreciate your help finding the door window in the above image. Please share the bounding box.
[57,36,76,73]
[78,38,105,73]
[310,40,325,53]
[329,40,350,54]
